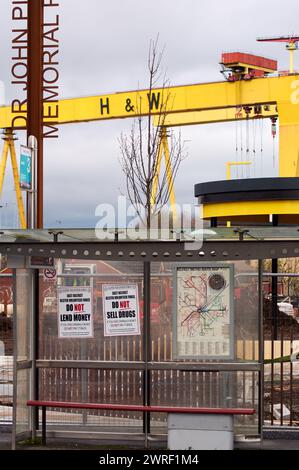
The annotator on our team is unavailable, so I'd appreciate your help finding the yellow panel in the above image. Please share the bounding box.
[279,124,299,176]
[236,340,259,360]
[277,99,299,177]
[0,106,15,129]
[202,200,299,218]
[264,341,291,360]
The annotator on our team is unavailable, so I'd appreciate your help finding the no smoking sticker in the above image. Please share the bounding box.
[43,268,57,282]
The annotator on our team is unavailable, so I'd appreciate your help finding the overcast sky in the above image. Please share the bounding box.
[0,0,298,228]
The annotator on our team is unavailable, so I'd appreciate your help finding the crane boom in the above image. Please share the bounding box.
[0,74,295,127]
[1,74,299,178]
[257,35,299,43]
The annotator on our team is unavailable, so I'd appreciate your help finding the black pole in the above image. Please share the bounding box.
[258,259,264,439]
[42,406,46,445]
[34,269,40,432]
[272,215,279,340]
[143,261,151,447]
[210,217,218,228]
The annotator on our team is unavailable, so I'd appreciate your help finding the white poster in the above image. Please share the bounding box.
[58,287,93,338]
[102,285,140,337]
[174,265,234,359]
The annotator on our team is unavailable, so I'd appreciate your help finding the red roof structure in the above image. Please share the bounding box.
[221,52,277,72]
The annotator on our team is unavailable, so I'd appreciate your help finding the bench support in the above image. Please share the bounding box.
[42,406,47,446]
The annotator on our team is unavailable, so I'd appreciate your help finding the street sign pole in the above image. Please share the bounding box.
[28,1,44,229]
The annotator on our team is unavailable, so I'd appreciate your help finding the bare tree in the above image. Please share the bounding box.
[119,37,186,229]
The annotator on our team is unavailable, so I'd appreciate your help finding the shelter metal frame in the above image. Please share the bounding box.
[0,236,281,447]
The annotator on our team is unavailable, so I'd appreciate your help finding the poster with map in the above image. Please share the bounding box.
[173,264,234,359]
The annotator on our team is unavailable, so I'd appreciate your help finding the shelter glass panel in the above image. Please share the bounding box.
[263,270,299,426]
[15,368,30,436]
[16,269,32,361]
[39,367,143,431]
[39,260,144,362]
[150,370,259,437]
[14,268,33,443]
[0,272,13,424]
[151,260,260,363]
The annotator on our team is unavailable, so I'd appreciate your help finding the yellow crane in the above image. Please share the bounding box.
[0,44,299,227]
[0,129,26,228]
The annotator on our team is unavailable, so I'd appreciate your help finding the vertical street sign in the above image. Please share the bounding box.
[20,146,32,191]
[28,1,44,228]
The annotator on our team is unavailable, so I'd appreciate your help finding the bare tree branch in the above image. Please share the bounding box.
[119,37,187,228]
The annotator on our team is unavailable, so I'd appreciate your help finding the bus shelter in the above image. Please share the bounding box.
[1,227,297,448]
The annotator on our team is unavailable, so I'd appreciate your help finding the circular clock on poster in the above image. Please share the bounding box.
[208,273,226,291]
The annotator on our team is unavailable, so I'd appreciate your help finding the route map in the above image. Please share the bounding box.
[175,265,233,359]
